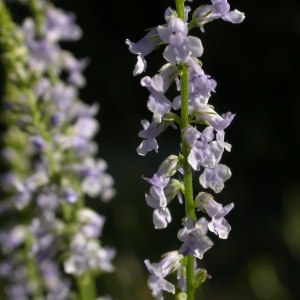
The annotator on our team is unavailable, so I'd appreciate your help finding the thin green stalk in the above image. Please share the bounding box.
[175,0,185,20]
[175,2,196,299]
[28,0,45,37]
[76,273,97,300]
[180,64,196,300]
[179,64,195,220]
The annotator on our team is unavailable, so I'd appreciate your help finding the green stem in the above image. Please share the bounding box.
[180,64,196,300]
[76,273,97,300]
[28,0,45,37]
[175,0,185,20]
[175,2,196,299]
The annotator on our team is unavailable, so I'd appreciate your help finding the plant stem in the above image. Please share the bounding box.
[76,273,97,300]
[175,2,196,299]
[175,0,185,20]
[28,0,45,37]
[180,63,196,300]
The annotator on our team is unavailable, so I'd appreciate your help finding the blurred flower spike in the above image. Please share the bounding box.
[0,0,115,299]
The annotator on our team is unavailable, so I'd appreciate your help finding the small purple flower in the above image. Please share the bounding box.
[0,226,26,254]
[193,0,245,30]
[73,117,99,140]
[145,190,172,229]
[178,217,213,259]
[30,136,46,152]
[40,260,71,300]
[157,16,203,64]
[164,179,184,204]
[77,208,106,238]
[196,192,234,238]
[199,163,231,193]
[67,158,115,200]
[126,29,161,75]
[144,252,181,300]
[45,7,82,42]
[187,57,217,99]
[141,65,177,122]
[192,103,236,133]
[147,92,172,123]
[64,233,115,275]
[63,53,89,88]
[51,82,77,113]
[184,126,216,171]
[37,192,59,210]
[61,188,78,204]
[137,120,166,155]
[143,155,179,208]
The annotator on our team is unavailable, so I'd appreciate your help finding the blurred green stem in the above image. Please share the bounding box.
[76,273,97,300]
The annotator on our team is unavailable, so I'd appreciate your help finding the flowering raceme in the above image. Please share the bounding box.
[127,0,244,299]
[0,0,115,299]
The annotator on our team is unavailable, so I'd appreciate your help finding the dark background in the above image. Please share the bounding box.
[4,0,300,299]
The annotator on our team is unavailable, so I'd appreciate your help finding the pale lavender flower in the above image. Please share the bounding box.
[141,64,176,94]
[187,57,217,99]
[45,7,82,42]
[137,120,166,155]
[73,117,99,140]
[21,18,59,71]
[0,225,26,254]
[126,28,161,75]
[216,130,232,152]
[141,65,176,122]
[77,208,106,238]
[66,157,115,200]
[37,192,59,210]
[40,260,72,300]
[157,16,203,65]
[178,217,213,259]
[61,188,78,204]
[143,155,179,208]
[64,56,89,88]
[199,163,231,193]
[196,192,234,238]
[50,82,77,114]
[143,171,170,208]
[191,102,236,133]
[64,233,115,275]
[183,125,216,171]
[30,136,46,152]
[164,179,183,204]
[12,171,49,209]
[193,0,245,30]
[71,101,100,119]
[30,211,63,261]
[144,251,182,299]
[145,189,172,229]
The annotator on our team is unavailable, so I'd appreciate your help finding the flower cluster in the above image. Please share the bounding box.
[127,0,244,298]
[0,1,115,299]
